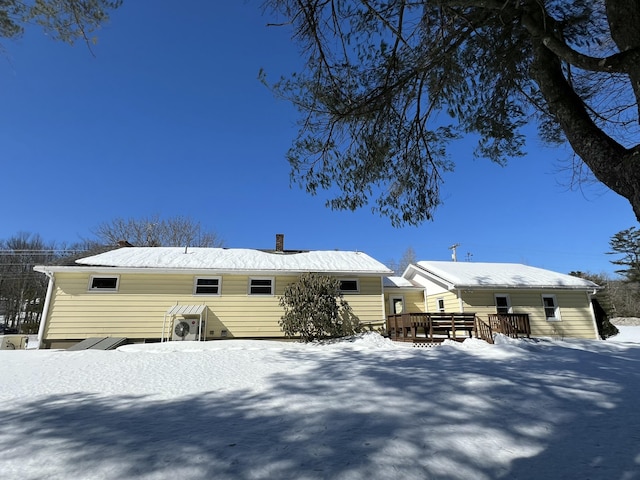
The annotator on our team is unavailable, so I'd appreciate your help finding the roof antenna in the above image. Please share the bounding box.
[449,243,460,262]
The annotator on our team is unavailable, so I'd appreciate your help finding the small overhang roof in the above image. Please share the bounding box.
[383,276,423,289]
[165,304,206,316]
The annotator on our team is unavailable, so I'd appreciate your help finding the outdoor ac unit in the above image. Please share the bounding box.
[0,335,28,350]
[172,318,200,341]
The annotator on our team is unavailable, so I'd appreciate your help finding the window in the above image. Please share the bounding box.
[249,278,273,295]
[437,298,445,312]
[495,295,512,315]
[194,277,221,295]
[339,279,359,292]
[542,295,561,321]
[89,275,119,291]
[391,296,404,314]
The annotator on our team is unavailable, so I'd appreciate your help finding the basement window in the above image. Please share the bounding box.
[194,277,221,295]
[89,275,119,292]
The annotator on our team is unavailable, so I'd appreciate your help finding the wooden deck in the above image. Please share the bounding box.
[387,312,531,345]
[386,312,478,344]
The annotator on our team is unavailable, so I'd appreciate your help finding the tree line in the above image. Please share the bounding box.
[599,226,640,317]
[2,218,639,335]
[0,216,223,333]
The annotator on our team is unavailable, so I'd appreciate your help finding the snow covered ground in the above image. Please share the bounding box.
[1,327,640,480]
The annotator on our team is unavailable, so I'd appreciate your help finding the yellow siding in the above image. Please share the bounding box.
[412,289,597,340]
[384,291,424,315]
[459,290,597,339]
[339,277,386,329]
[425,292,459,312]
[43,272,385,342]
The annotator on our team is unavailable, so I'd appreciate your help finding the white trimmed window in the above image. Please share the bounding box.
[339,279,359,293]
[391,296,404,315]
[249,277,274,295]
[194,277,221,295]
[437,298,445,312]
[89,275,119,292]
[495,294,512,315]
[542,295,561,321]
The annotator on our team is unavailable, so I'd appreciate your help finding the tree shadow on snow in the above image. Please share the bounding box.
[0,339,639,479]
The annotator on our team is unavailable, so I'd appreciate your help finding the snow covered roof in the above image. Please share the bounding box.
[67,247,392,275]
[383,276,422,289]
[412,261,599,290]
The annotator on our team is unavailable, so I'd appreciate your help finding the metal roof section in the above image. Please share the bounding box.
[383,276,423,289]
[413,261,600,290]
[165,304,207,316]
[70,247,393,275]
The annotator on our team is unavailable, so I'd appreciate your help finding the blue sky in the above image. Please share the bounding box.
[0,1,636,276]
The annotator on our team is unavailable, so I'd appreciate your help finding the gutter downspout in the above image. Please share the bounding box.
[423,287,428,313]
[36,270,55,350]
[587,290,600,340]
[457,289,464,312]
[380,277,386,330]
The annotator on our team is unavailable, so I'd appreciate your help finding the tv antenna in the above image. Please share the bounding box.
[449,243,460,262]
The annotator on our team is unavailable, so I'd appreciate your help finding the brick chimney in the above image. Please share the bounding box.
[275,233,284,252]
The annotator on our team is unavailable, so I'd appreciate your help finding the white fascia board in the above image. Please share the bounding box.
[452,284,599,291]
[383,284,425,291]
[33,265,389,276]
[405,264,456,291]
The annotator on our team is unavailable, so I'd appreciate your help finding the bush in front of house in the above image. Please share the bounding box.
[279,273,362,342]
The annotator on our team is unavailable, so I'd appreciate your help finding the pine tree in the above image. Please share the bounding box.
[608,227,640,284]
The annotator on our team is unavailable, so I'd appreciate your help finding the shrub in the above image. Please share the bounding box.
[279,273,361,342]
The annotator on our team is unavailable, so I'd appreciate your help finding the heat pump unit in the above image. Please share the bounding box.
[172,318,200,341]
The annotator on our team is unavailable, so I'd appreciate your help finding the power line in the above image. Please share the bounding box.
[0,250,88,255]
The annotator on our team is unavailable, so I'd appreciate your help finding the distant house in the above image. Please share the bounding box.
[384,261,601,340]
[34,236,392,349]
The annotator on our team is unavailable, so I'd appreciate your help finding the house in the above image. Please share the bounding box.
[384,261,601,340]
[34,236,393,349]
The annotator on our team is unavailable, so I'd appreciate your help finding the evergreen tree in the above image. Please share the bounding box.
[608,227,640,283]
[279,273,361,342]
[0,1,121,49]
[264,1,640,225]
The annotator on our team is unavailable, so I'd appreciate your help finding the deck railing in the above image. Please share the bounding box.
[386,312,477,343]
[386,312,531,344]
[487,314,531,339]
[475,318,495,344]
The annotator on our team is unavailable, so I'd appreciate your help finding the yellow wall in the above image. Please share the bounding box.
[384,290,424,316]
[425,292,460,313]
[458,289,597,339]
[42,273,386,343]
